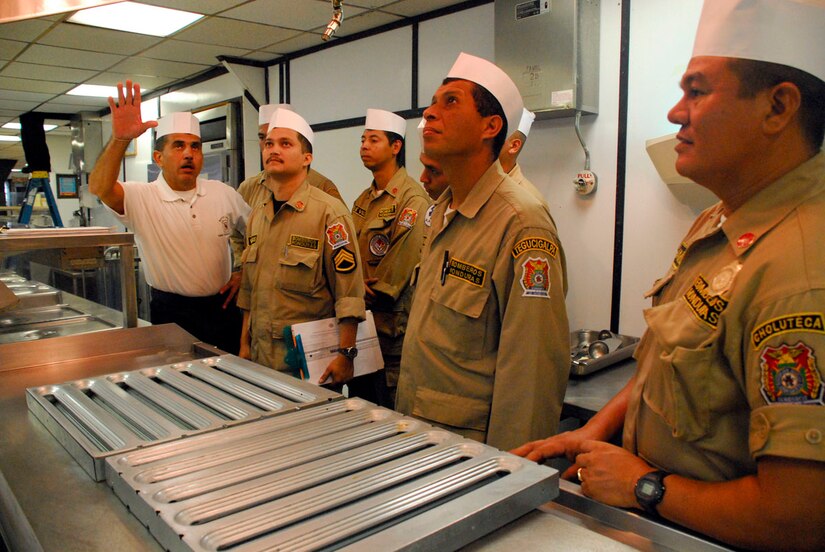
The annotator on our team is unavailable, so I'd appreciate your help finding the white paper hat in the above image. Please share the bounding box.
[259,103,292,126]
[365,108,407,137]
[517,108,536,137]
[268,108,314,145]
[155,112,200,139]
[692,0,825,82]
[446,52,524,138]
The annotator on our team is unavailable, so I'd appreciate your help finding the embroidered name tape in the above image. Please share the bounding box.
[289,234,319,250]
[672,242,687,270]
[446,257,486,287]
[752,313,825,349]
[379,204,397,218]
[352,205,367,218]
[512,237,558,259]
[683,274,729,329]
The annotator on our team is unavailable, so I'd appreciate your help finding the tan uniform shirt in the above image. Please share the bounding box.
[508,163,568,296]
[396,161,570,451]
[625,152,825,481]
[233,169,344,269]
[237,179,365,371]
[352,167,431,356]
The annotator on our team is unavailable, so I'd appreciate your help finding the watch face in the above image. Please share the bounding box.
[638,480,657,498]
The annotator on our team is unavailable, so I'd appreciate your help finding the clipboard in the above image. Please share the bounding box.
[290,311,384,385]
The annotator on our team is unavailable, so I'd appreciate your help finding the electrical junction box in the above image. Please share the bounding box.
[495,0,600,119]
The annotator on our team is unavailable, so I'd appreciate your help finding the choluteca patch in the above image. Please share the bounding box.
[326,222,350,250]
[289,234,319,250]
[369,233,390,257]
[352,205,367,218]
[333,248,356,273]
[752,313,825,349]
[760,341,824,405]
[520,257,551,298]
[512,237,557,259]
[397,207,418,229]
[682,274,729,329]
[446,257,486,287]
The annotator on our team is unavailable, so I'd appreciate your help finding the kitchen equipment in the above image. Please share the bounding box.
[106,398,559,552]
[570,329,639,376]
[26,354,340,480]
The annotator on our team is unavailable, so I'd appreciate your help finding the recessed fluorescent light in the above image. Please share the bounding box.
[2,123,58,132]
[0,136,22,142]
[68,1,203,37]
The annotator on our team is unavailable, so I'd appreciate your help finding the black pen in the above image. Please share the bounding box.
[440,250,450,285]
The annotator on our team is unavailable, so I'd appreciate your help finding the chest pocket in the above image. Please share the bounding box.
[423,282,491,362]
[278,248,322,295]
[642,303,743,443]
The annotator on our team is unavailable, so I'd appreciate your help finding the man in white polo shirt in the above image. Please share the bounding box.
[89,79,250,354]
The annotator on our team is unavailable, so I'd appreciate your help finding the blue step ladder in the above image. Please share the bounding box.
[17,171,63,227]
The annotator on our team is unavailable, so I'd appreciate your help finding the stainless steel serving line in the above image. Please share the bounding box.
[105,398,559,552]
[26,354,339,480]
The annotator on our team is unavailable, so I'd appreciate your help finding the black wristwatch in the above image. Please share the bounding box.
[336,346,358,360]
[634,470,670,515]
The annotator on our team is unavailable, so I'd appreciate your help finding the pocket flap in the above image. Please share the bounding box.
[412,386,489,432]
[280,248,321,269]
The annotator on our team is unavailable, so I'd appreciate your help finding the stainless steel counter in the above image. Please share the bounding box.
[0,329,730,552]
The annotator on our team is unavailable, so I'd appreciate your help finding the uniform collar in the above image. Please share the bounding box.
[154,174,204,203]
[371,166,408,198]
[452,160,508,219]
[508,163,524,181]
[721,152,825,256]
[264,178,310,222]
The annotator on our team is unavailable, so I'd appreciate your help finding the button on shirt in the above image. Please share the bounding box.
[396,161,570,451]
[114,176,249,297]
[625,152,825,482]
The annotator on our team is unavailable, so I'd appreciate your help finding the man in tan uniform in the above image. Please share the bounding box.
[395,53,570,451]
[513,1,825,549]
[237,108,365,385]
[347,108,430,407]
[231,104,344,274]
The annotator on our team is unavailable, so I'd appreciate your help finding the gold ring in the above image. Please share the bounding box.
[577,467,584,482]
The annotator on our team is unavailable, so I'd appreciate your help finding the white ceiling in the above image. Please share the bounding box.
[0,0,467,169]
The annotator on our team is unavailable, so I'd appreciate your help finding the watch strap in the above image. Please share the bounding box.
[635,469,670,515]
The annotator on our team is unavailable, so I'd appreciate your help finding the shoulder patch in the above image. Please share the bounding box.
[288,234,319,251]
[378,204,397,218]
[760,341,824,405]
[333,248,357,273]
[424,204,435,227]
[512,237,558,259]
[446,257,486,287]
[752,313,825,349]
[682,274,729,329]
[352,205,367,218]
[325,222,350,250]
[369,233,390,257]
[520,257,551,298]
[397,207,418,229]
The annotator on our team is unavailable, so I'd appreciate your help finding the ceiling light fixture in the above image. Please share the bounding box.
[68,1,203,37]
[0,136,22,142]
[3,123,58,132]
[0,1,121,24]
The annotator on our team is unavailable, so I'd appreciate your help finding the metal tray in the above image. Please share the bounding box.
[106,398,559,552]
[26,355,340,480]
[0,314,116,344]
[0,303,85,327]
[570,329,639,376]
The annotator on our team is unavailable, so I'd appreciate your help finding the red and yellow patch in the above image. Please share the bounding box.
[325,222,350,250]
[397,207,418,229]
[760,342,824,405]
[520,257,551,299]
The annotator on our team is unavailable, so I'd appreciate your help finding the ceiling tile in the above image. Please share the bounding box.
[222,0,364,31]
[349,0,400,7]
[139,0,250,16]
[0,39,27,61]
[38,23,161,56]
[382,0,464,17]
[173,17,298,50]
[140,39,249,66]
[0,19,54,42]
[267,31,328,53]
[47,94,112,107]
[0,99,42,111]
[86,72,177,91]
[109,57,210,79]
[0,62,99,84]
[17,44,124,70]
[36,100,108,113]
[335,10,403,37]
[0,76,72,94]
[1,90,55,103]
[239,51,283,62]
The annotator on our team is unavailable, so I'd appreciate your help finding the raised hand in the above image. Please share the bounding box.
[108,80,157,141]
